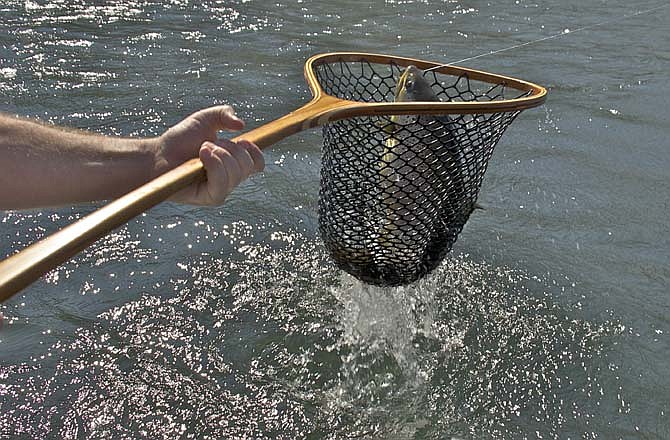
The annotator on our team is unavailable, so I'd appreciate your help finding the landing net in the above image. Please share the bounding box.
[315,60,531,286]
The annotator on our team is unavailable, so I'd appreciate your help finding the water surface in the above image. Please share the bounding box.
[1,1,669,438]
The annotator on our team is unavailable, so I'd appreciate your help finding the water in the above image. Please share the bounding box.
[1,0,668,438]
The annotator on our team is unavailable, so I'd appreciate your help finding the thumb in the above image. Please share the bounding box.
[193,105,245,132]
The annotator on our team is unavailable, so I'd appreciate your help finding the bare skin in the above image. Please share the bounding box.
[0,105,264,210]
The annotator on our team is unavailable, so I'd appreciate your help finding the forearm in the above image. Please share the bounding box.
[0,105,264,209]
[0,114,157,209]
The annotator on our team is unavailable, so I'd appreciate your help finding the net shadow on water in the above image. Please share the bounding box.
[0,226,621,439]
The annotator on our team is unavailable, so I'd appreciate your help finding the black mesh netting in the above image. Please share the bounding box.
[315,59,530,286]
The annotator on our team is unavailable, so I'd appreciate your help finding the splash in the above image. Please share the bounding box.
[0,228,620,439]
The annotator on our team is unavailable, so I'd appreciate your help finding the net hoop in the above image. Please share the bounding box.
[311,52,547,286]
[305,52,547,116]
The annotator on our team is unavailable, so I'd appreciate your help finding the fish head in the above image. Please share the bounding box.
[394,65,438,103]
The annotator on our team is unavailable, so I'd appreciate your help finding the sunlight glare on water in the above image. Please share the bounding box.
[1,227,619,438]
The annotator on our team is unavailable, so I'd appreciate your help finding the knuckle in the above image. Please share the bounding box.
[218,105,235,119]
[256,155,265,170]
[212,144,231,157]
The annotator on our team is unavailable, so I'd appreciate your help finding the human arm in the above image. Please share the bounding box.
[0,105,264,210]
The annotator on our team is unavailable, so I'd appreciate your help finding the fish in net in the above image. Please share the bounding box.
[316,61,528,286]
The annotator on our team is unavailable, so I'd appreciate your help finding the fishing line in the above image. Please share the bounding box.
[425,2,669,70]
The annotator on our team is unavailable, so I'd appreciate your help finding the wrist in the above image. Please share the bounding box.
[141,136,169,180]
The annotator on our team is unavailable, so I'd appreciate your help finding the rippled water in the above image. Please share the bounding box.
[1,1,669,438]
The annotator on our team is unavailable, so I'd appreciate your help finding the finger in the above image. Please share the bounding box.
[199,139,264,205]
[199,142,231,204]
[212,142,246,186]
[236,139,265,173]
[202,143,248,204]
[214,139,258,178]
[193,105,245,133]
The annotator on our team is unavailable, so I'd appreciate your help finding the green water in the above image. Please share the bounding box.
[1,1,669,438]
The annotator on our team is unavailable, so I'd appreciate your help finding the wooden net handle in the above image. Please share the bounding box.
[0,96,358,300]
